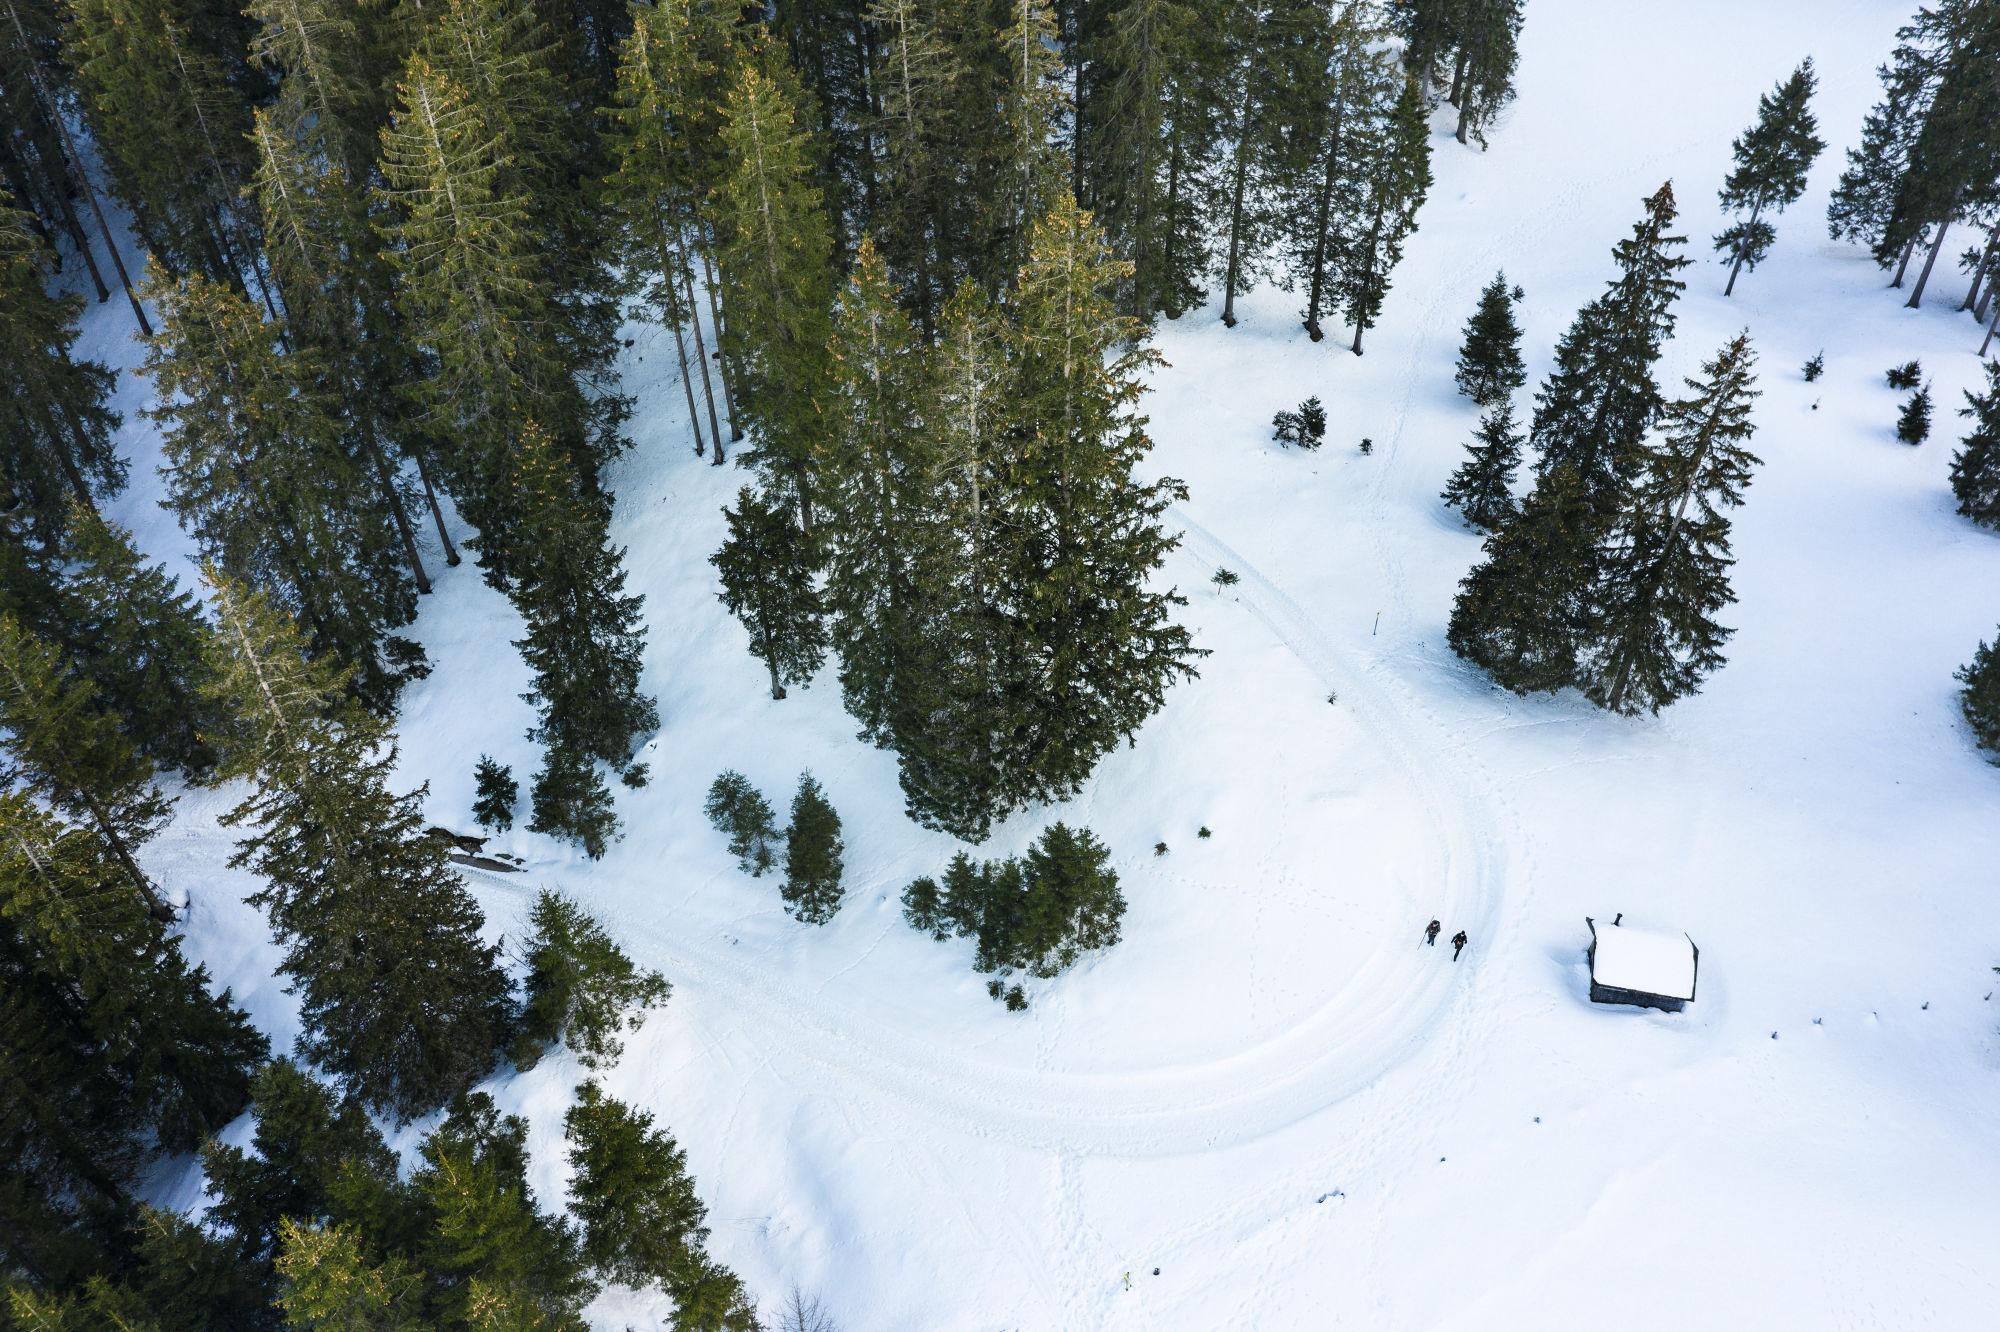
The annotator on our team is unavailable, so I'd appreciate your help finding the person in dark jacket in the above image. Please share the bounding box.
[1451,930,1468,960]
[1425,919,1441,946]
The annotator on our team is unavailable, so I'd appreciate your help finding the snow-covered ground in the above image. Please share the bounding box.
[84,1,2000,1326]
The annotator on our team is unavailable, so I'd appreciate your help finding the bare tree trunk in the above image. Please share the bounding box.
[670,315,705,457]
[699,241,743,441]
[1303,102,1344,340]
[1220,116,1252,327]
[681,252,726,465]
[1723,196,1763,297]
[411,451,460,566]
[1982,298,2000,357]
[1891,235,1918,287]
[1960,221,1998,312]
[1907,219,1949,308]
[359,422,430,593]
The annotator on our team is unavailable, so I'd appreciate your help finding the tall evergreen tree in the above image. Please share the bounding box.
[1448,0,1525,147]
[1716,59,1825,296]
[714,56,838,528]
[1272,0,1399,343]
[1949,359,2000,529]
[66,0,268,293]
[511,890,668,1071]
[1584,334,1762,715]
[0,617,173,921]
[1453,271,1527,405]
[782,772,845,924]
[563,1083,708,1292]
[1214,1,1302,328]
[1440,397,1524,532]
[143,273,425,710]
[711,486,828,701]
[1082,0,1228,322]
[1337,75,1432,355]
[202,573,510,1121]
[1529,182,1692,518]
[528,745,620,860]
[1446,462,1600,695]
[55,505,217,778]
[0,792,264,1286]
[1958,632,2000,754]
[704,771,779,876]
[994,0,1073,284]
[0,197,125,549]
[508,423,657,773]
[995,192,1203,814]
[774,0,873,258]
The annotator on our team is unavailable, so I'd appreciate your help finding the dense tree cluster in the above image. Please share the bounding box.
[1827,0,2000,341]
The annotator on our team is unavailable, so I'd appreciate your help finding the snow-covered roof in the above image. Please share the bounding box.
[1591,921,1696,1000]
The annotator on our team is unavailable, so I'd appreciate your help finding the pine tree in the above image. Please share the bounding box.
[1584,334,1762,715]
[1716,59,1825,296]
[1441,397,1524,531]
[410,1093,594,1328]
[1826,33,1932,259]
[995,0,1073,283]
[782,772,845,924]
[1,792,265,1286]
[273,1221,423,1332]
[55,504,217,777]
[1447,462,1600,695]
[66,0,267,290]
[1950,360,2000,528]
[601,0,736,458]
[1454,272,1527,405]
[997,192,1203,814]
[1897,382,1934,444]
[818,239,938,745]
[665,1249,762,1332]
[711,486,828,701]
[0,197,125,549]
[705,771,778,877]
[1449,0,1525,147]
[1958,634,2000,753]
[527,746,620,860]
[1338,76,1432,355]
[511,890,669,1070]
[203,573,510,1121]
[714,55,838,528]
[1214,2,1302,328]
[508,423,657,772]
[1884,2,2000,307]
[774,0,872,259]
[473,757,519,832]
[1083,0,1229,321]
[143,272,425,710]
[244,0,393,184]
[0,616,174,921]
[563,1082,708,1290]
[1271,0,1399,343]
[1530,183,1692,519]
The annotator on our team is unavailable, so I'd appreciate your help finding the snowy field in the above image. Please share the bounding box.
[84,0,2000,1326]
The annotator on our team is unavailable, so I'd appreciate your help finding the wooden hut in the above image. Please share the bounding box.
[1585,916,1698,1012]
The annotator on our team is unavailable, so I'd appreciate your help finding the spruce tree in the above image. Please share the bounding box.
[1716,59,1825,296]
[1446,462,1600,695]
[712,486,828,701]
[1958,634,2000,754]
[1214,2,1300,328]
[1,792,265,1286]
[1449,0,1525,148]
[1454,272,1527,405]
[714,55,838,528]
[143,273,425,710]
[272,1221,422,1332]
[782,772,845,925]
[66,0,266,289]
[997,192,1203,814]
[511,890,669,1071]
[0,616,174,921]
[509,423,657,772]
[1441,397,1524,532]
[1338,76,1432,355]
[666,1250,762,1332]
[995,0,1073,284]
[1083,0,1229,321]
[528,745,620,860]
[1584,334,1762,716]
[704,771,778,877]
[1950,360,2000,529]
[0,197,125,549]
[818,239,938,745]
[1530,183,1692,519]
[563,1082,708,1290]
[1272,0,1399,343]
[55,505,217,777]
[1897,382,1933,444]
[203,573,510,1121]
[473,757,519,833]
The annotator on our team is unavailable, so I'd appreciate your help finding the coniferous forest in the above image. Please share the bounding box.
[6,0,2000,1325]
